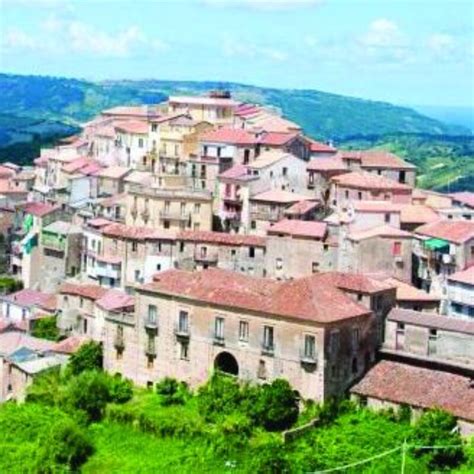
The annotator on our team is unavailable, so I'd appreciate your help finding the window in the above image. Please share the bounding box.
[179,242,185,252]
[399,170,406,183]
[151,124,157,132]
[156,264,161,271]
[79,297,84,308]
[132,241,138,252]
[147,356,154,369]
[312,262,319,273]
[231,249,236,257]
[203,145,208,156]
[147,305,157,325]
[393,241,402,256]
[352,328,360,350]
[116,349,123,360]
[164,220,170,229]
[135,270,141,282]
[357,192,362,200]
[179,341,189,360]
[429,328,438,339]
[257,359,267,379]
[138,138,144,148]
[83,318,88,334]
[263,326,274,352]
[194,203,201,214]
[249,247,255,258]
[244,149,250,164]
[384,213,390,223]
[282,167,288,176]
[214,317,225,340]
[304,335,316,359]
[178,310,189,333]
[239,321,249,342]
[352,357,358,374]
[276,258,283,270]
[345,190,349,199]
[396,322,405,333]
[251,220,256,230]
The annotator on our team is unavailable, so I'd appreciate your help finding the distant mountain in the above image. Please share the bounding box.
[411,105,474,133]
[0,73,472,189]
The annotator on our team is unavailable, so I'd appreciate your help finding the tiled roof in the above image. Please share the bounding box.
[331,172,412,191]
[95,125,116,138]
[268,219,327,239]
[178,230,266,247]
[415,220,474,244]
[124,171,153,185]
[98,193,127,208]
[448,266,474,286]
[87,217,115,228]
[62,157,93,174]
[200,127,258,145]
[400,205,440,225]
[53,335,89,354]
[102,223,176,241]
[252,115,301,133]
[96,254,122,265]
[3,289,55,310]
[96,166,131,179]
[351,360,474,422]
[96,289,135,312]
[0,179,28,195]
[115,120,149,135]
[143,268,373,323]
[218,164,249,180]
[77,162,103,176]
[337,150,416,170]
[451,192,474,209]
[306,138,337,153]
[383,278,440,302]
[251,190,311,204]
[260,132,299,146]
[307,157,347,172]
[0,332,56,357]
[348,225,412,241]
[59,283,108,301]
[23,202,58,217]
[284,200,319,215]
[388,308,474,335]
[249,151,288,169]
[0,165,16,178]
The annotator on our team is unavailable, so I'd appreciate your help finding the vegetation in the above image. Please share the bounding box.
[0,275,23,295]
[67,341,103,376]
[31,316,60,341]
[1,365,472,473]
[340,133,474,192]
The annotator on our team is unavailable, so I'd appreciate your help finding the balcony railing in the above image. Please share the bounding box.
[41,233,66,251]
[159,211,191,221]
[213,333,225,346]
[300,351,317,366]
[144,318,158,332]
[174,324,190,338]
[261,342,275,356]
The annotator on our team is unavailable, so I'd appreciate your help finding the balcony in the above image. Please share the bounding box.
[223,195,242,205]
[159,210,191,222]
[41,232,66,251]
[300,351,317,367]
[174,324,190,339]
[261,343,275,356]
[105,311,135,325]
[95,262,121,280]
[114,336,125,350]
[250,211,281,222]
[144,317,158,332]
[194,250,218,264]
[145,344,157,357]
[213,333,225,346]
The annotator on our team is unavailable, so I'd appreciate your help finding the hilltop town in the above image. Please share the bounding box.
[0,91,472,438]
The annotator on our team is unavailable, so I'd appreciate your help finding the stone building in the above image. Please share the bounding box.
[103,268,396,401]
[447,266,474,320]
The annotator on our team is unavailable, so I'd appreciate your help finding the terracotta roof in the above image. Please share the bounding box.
[351,360,474,422]
[0,165,16,178]
[331,172,412,191]
[3,289,55,310]
[306,138,337,153]
[284,200,319,215]
[98,193,127,208]
[23,202,58,217]
[95,125,116,138]
[415,220,474,244]
[53,335,89,354]
[87,217,115,228]
[142,268,373,323]
[59,283,108,301]
[337,150,416,170]
[115,120,149,135]
[0,179,28,195]
[96,289,134,312]
[102,223,176,241]
[218,164,249,180]
[348,225,412,241]
[178,230,266,247]
[0,332,56,356]
[383,278,440,302]
[448,266,474,286]
[249,151,289,169]
[451,192,474,209]
[400,205,440,225]
[96,166,131,179]
[169,96,238,107]
[253,115,301,133]
[251,190,311,204]
[260,132,299,146]
[96,254,122,265]
[62,157,93,174]
[388,308,474,335]
[77,162,103,176]
[353,201,402,213]
[307,157,347,172]
[268,219,327,239]
[234,103,262,117]
[200,127,257,145]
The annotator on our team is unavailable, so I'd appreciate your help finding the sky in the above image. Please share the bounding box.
[0,0,473,107]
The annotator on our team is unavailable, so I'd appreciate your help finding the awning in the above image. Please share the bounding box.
[424,238,449,250]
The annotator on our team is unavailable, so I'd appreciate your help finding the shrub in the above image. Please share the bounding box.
[251,379,299,431]
[109,375,134,404]
[410,409,465,470]
[31,316,60,341]
[67,341,103,376]
[155,377,189,406]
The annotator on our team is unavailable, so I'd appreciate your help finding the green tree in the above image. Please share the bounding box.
[31,316,60,341]
[108,375,134,404]
[410,409,465,470]
[155,377,189,406]
[67,341,103,376]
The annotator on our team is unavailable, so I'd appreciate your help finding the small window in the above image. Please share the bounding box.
[179,242,185,252]
[179,341,189,360]
[345,190,349,199]
[251,221,256,230]
[393,241,402,256]
[132,241,138,252]
[239,321,249,342]
[276,258,283,270]
[214,317,225,340]
[282,167,288,176]
[312,262,319,273]
[156,264,161,271]
[147,356,154,369]
[249,247,255,258]
[263,325,274,352]
[429,328,438,339]
[138,138,144,148]
[304,335,316,359]
[384,213,390,223]
[147,305,157,324]
[151,124,157,132]
[357,192,362,200]
[397,322,405,333]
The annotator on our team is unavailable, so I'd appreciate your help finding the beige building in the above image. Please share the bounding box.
[125,184,213,232]
[103,269,396,400]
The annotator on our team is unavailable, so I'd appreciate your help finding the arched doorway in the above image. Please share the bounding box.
[214,351,239,376]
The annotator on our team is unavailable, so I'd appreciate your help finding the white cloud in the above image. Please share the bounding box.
[223,38,287,61]
[2,28,38,51]
[426,34,456,56]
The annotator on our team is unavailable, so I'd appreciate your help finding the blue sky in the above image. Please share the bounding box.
[1,0,473,107]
